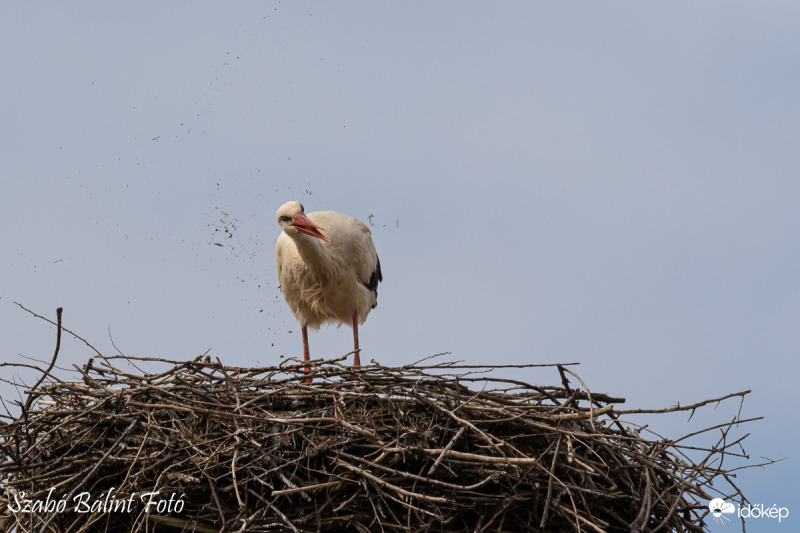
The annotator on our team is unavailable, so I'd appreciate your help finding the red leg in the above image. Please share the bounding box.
[352,310,361,368]
[301,324,312,383]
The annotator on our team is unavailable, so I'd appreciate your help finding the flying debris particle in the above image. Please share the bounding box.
[214,242,224,247]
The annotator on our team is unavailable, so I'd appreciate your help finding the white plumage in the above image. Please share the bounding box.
[276,201,382,370]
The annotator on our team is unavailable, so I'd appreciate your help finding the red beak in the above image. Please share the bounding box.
[293,212,331,242]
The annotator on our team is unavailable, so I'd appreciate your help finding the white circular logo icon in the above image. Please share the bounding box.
[709,498,735,518]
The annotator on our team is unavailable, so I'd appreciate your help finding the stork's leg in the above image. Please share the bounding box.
[301,324,312,382]
[352,310,361,368]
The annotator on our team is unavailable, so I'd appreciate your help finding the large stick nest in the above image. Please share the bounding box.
[0,352,761,533]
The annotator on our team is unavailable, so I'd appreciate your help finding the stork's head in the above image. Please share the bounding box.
[276,201,331,242]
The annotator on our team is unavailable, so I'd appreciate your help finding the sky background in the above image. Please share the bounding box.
[1,2,798,530]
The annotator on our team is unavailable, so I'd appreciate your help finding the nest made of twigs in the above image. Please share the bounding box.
[0,352,763,533]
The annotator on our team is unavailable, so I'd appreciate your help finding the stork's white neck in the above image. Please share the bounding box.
[290,233,335,279]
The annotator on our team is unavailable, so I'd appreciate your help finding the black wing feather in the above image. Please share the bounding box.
[363,256,382,309]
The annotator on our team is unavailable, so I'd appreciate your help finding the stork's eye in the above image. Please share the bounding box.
[279,215,291,223]
[299,203,305,213]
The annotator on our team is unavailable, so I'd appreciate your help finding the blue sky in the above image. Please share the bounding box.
[2,3,798,529]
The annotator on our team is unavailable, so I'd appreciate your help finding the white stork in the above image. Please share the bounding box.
[275,201,382,373]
